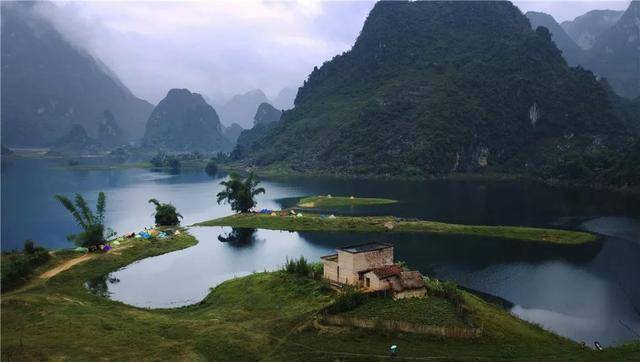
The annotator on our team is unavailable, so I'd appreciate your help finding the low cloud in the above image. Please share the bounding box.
[36,1,629,105]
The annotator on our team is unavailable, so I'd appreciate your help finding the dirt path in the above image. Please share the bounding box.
[39,254,95,279]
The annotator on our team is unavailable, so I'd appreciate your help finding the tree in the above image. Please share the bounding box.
[216,172,265,213]
[204,160,218,176]
[148,198,183,226]
[55,192,113,248]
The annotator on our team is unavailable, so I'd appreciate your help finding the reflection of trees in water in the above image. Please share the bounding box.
[85,274,120,298]
[217,228,257,247]
[298,231,604,269]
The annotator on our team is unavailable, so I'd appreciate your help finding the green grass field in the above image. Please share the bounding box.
[297,195,397,208]
[196,213,598,244]
[1,230,638,360]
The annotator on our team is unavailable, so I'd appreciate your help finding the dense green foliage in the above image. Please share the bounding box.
[204,160,218,176]
[282,256,323,279]
[55,192,113,247]
[234,1,639,188]
[143,89,231,152]
[253,102,282,126]
[148,198,182,226]
[150,152,181,169]
[216,172,265,213]
[1,240,50,291]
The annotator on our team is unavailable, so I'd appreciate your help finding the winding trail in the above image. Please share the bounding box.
[38,254,95,279]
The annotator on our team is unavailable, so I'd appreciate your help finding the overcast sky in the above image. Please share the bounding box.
[37,1,631,105]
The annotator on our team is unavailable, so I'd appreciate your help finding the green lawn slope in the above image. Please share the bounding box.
[2,231,636,360]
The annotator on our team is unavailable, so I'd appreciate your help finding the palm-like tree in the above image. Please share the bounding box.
[216,172,265,213]
[55,192,112,247]
[148,198,183,226]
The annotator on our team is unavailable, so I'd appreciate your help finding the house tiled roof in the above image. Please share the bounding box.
[367,265,403,279]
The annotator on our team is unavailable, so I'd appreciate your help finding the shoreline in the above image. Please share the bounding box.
[1,229,638,358]
[3,154,639,194]
[195,213,598,245]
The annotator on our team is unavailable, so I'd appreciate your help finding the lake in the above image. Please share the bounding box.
[2,158,640,347]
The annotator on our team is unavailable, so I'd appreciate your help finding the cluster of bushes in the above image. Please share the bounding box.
[204,160,218,176]
[325,286,365,314]
[148,198,182,226]
[150,152,181,169]
[1,240,51,291]
[282,256,323,279]
[424,277,472,316]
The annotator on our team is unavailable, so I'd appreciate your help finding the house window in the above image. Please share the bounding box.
[337,266,340,281]
[365,277,370,288]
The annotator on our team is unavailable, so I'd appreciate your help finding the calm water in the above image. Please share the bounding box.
[2,158,640,346]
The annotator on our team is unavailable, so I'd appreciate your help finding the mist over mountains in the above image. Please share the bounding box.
[1,2,153,147]
[525,1,640,98]
[1,0,638,187]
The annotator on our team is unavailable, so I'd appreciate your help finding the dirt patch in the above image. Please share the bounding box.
[39,254,95,279]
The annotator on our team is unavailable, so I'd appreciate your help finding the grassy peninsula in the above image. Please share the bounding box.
[297,195,397,208]
[2,231,637,360]
[196,213,598,244]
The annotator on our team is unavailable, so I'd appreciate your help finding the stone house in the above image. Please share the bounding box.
[321,242,426,299]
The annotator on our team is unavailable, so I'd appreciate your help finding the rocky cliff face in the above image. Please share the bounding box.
[216,89,270,128]
[526,3,639,98]
[98,110,124,148]
[52,124,99,153]
[0,2,153,147]
[587,1,640,98]
[233,1,636,186]
[224,123,244,145]
[143,89,231,152]
[525,11,585,66]
[253,103,282,126]
[561,9,624,50]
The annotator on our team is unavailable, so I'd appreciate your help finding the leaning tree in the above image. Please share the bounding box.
[55,192,113,248]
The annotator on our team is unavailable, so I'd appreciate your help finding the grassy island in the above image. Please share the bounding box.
[196,213,598,245]
[1,231,637,359]
[297,195,397,208]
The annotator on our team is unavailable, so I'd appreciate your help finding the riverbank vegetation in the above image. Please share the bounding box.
[1,241,51,291]
[2,234,637,359]
[55,192,114,248]
[148,198,183,226]
[196,213,597,244]
[297,195,397,208]
[216,172,265,213]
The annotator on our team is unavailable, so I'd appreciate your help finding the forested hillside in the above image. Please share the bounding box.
[234,1,639,187]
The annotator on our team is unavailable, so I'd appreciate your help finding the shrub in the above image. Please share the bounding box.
[148,198,183,226]
[423,276,445,298]
[23,239,36,254]
[282,256,313,277]
[205,161,218,176]
[328,286,365,313]
[55,192,111,248]
[310,262,324,280]
[1,241,51,291]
